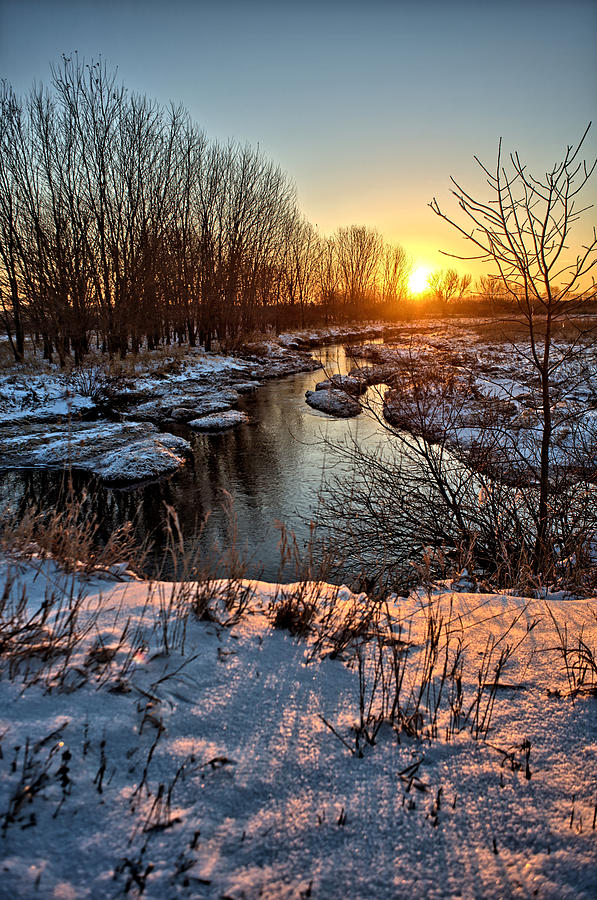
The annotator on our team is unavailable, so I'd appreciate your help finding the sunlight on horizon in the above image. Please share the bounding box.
[408,265,432,295]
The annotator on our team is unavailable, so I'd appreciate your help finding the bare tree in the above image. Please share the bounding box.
[316,235,340,307]
[194,141,297,346]
[475,274,506,312]
[380,243,411,305]
[2,55,420,360]
[430,126,597,571]
[428,267,471,306]
[280,213,321,323]
[0,83,26,360]
[335,225,384,305]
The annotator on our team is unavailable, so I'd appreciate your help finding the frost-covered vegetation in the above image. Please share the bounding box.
[316,318,597,596]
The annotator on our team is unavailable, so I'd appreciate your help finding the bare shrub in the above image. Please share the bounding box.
[0,568,93,689]
[315,339,597,595]
[271,589,318,637]
[69,363,128,405]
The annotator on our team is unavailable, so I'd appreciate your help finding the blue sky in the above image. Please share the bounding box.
[1,0,596,274]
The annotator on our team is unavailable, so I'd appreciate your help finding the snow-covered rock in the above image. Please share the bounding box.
[305,388,362,418]
[169,406,200,422]
[0,421,190,483]
[0,372,97,426]
[94,433,190,481]
[129,390,239,424]
[315,373,368,395]
[188,410,249,430]
[233,381,262,394]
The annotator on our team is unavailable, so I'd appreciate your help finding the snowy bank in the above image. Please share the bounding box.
[346,320,597,480]
[0,554,595,899]
[0,421,191,483]
[0,329,330,482]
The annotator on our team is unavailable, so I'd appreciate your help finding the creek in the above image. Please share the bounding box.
[0,344,391,582]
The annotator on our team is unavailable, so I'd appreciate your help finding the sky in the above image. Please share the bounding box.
[1,0,596,278]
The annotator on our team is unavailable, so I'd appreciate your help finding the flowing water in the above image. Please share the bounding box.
[0,344,391,582]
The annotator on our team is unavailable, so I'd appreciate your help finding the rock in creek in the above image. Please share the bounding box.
[305,389,362,418]
[314,373,368,396]
[188,410,249,431]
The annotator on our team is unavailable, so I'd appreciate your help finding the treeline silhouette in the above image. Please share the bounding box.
[0,57,411,365]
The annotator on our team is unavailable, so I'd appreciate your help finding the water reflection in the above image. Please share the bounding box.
[0,343,389,582]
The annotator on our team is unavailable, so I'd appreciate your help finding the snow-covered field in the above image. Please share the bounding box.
[1,553,595,899]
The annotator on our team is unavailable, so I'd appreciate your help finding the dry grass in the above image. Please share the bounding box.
[219,326,275,353]
[545,604,597,698]
[0,477,143,576]
[318,589,538,759]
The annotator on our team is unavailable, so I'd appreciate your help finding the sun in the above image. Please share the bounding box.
[409,265,432,295]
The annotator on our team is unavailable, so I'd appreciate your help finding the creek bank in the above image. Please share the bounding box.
[347,325,597,484]
[0,421,190,483]
[277,322,388,349]
[0,322,395,483]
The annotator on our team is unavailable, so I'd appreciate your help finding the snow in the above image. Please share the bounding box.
[232,381,262,394]
[0,372,96,425]
[305,388,362,418]
[188,410,249,431]
[0,332,326,482]
[0,421,190,483]
[0,553,595,899]
[128,390,241,425]
[315,373,368,396]
[2,317,596,894]
[95,434,191,481]
[346,320,597,479]
[277,323,387,349]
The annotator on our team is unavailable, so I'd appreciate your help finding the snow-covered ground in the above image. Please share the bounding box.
[1,553,595,898]
[343,319,597,480]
